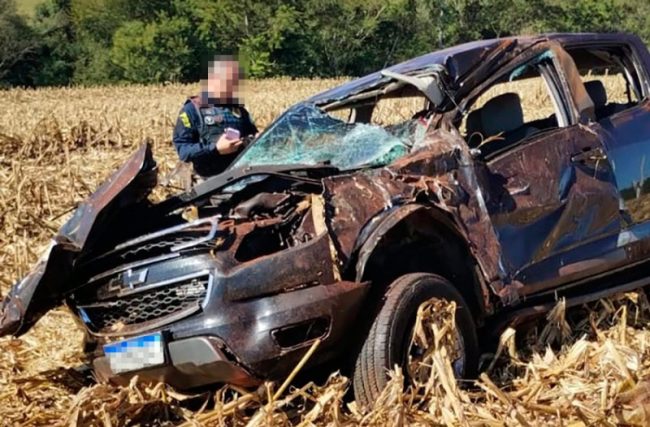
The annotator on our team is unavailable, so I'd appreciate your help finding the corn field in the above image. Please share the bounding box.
[1,77,649,426]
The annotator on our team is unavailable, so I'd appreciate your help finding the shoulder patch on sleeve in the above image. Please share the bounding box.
[179,111,191,128]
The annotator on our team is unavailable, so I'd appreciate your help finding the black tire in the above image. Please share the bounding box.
[352,273,479,409]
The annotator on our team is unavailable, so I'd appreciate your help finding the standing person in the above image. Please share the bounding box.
[172,57,258,178]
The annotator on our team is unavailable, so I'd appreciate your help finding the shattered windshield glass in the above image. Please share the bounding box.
[232,103,419,170]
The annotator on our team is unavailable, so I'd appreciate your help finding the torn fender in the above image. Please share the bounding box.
[354,203,462,280]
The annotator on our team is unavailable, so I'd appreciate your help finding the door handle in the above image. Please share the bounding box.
[571,147,607,164]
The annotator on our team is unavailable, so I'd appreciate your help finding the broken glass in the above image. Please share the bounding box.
[232,103,415,171]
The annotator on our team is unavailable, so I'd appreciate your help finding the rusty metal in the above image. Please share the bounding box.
[0,144,157,337]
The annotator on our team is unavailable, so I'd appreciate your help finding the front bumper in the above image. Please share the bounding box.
[91,278,368,389]
[93,335,258,388]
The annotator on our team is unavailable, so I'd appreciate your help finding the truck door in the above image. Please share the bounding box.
[464,44,625,295]
[562,41,650,270]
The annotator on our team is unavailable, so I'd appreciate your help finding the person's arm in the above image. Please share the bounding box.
[172,105,216,162]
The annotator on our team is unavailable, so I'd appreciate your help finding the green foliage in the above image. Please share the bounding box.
[68,0,182,84]
[73,41,120,85]
[110,16,193,83]
[70,0,129,44]
[2,0,650,86]
[0,0,38,85]
[536,0,623,33]
[16,0,43,16]
[28,0,76,86]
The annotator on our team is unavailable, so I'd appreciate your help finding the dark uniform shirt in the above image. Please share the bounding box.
[172,95,258,177]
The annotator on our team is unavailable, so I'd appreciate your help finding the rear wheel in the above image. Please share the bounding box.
[352,273,479,409]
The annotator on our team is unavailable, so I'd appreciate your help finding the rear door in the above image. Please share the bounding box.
[561,39,650,273]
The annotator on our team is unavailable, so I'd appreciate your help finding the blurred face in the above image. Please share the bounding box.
[202,59,240,104]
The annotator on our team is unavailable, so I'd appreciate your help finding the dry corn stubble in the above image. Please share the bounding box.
[1,77,647,426]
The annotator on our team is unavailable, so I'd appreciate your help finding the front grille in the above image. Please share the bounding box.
[118,234,219,262]
[77,232,220,280]
[78,276,209,334]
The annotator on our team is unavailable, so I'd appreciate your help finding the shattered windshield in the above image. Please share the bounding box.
[232,103,423,170]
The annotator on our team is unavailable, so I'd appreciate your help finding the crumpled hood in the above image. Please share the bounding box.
[0,144,157,337]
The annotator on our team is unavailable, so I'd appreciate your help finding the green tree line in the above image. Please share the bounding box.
[2,0,649,87]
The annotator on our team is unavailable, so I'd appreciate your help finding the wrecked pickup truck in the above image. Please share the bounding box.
[3,33,650,406]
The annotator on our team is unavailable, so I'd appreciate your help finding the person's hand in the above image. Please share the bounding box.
[215,133,244,155]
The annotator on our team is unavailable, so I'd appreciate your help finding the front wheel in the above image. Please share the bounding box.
[352,273,479,409]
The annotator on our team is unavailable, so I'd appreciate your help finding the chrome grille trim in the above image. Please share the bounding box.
[87,252,181,284]
[114,216,220,252]
[98,270,211,300]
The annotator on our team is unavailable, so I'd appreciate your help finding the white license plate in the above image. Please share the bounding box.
[104,333,165,374]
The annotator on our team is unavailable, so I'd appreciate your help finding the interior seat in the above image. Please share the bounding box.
[585,79,633,120]
[585,80,608,110]
[465,92,538,150]
[584,80,608,120]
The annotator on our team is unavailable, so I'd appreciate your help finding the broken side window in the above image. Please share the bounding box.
[566,46,643,121]
[460,53,563,155]
[369,95,430,126]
